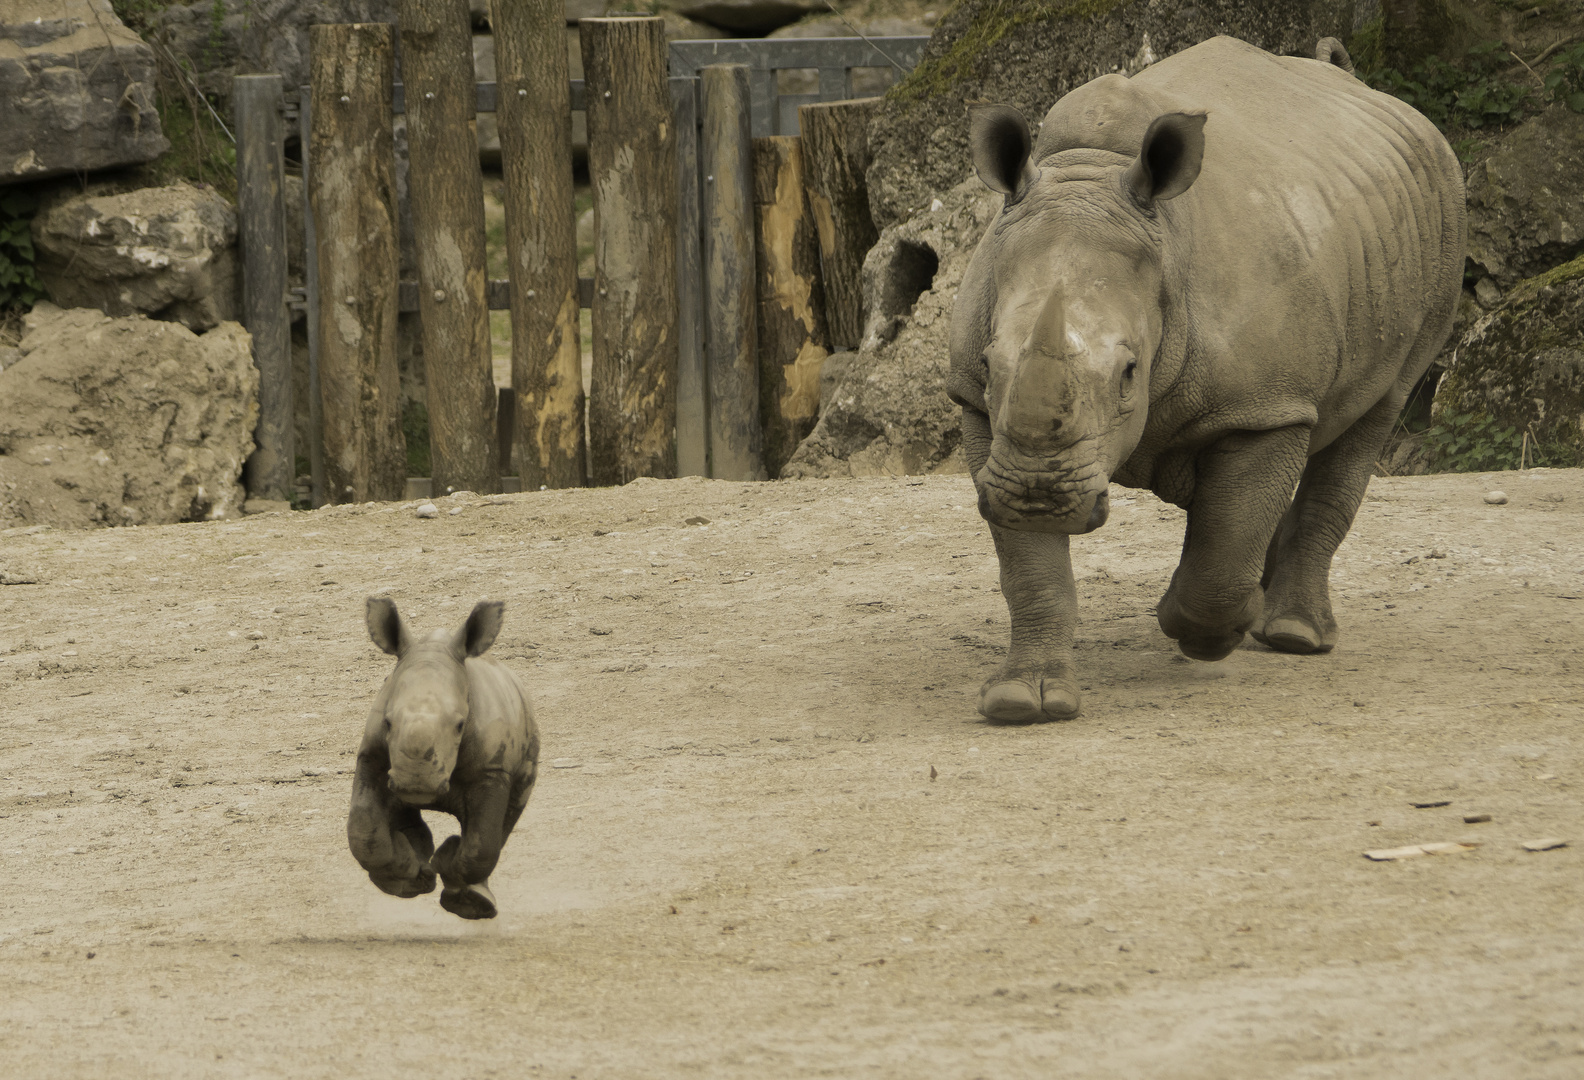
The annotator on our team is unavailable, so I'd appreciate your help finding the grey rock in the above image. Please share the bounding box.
[866,0,1355,230]
[0,303,258,530]
[1464,103,1584,290]
[782,179,997,479]
[31,181,240,332]
[1438,255,1584,465]
[1474,276,1502,310]
[0,0,168,184]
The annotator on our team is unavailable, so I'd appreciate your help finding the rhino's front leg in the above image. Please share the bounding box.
[1157,426,1310,661]
[433,771,511,920]
[963,406,1082,722]
[347,750,437,898]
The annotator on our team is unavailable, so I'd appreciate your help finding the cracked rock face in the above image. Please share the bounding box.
[0,303,258,531]
[0,0,168,184]
[1464,104,1584,291]
[781,180,998,480]
[31,182,240,332]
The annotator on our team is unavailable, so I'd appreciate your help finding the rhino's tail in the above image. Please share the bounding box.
[1316,37,1355,76]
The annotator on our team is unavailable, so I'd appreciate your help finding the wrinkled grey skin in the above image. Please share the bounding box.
[347,598,539,919]
[949,37,1466,722]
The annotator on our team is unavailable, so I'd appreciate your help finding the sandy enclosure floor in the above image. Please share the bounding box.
[1,469,1581,1078]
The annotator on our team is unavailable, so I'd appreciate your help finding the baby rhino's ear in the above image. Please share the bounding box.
[459,600,504,658]
[367,596,409,656]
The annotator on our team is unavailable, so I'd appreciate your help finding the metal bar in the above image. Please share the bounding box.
[780,92,817,136]
[668,37,930,72]
[671,74,706,478]
[398,277,592,312]
[817,67,849,101]
[235,74,294,505]
[300,87,323,507]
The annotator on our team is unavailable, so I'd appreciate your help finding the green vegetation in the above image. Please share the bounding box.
[0,190,44,312]
[1359,39,1531,134]
[887,0,1122,104]
[1544,40,1584,113]
[1420,409,1581,471]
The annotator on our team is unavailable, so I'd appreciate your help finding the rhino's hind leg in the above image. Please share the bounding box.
[979,526,1083,723]
[1158,427,1310,661]
[1254,395,1404,654]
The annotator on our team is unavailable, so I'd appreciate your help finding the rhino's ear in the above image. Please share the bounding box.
[1123,111,1206,208]
[458,600,504,658]
[367,596,410,657]
[970,104,1037,204]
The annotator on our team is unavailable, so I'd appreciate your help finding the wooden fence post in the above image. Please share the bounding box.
[581,17,679,485]
[752,135,828,478]
[235,73,293,505]
[399,0,498,495]
[672,76,707,479]
[798,97,881,350]
[308,24,406,503]
[701,64,764,482]
[492,0,585,490]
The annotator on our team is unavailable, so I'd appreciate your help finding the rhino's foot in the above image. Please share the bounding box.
[978,662,1081,724]
[1251,614,1336,654]
[1157,585,1261,662]
[440,882,498,920]
[369,866,436,899]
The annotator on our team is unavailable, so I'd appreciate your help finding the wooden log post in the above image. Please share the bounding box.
[701,64,764,482]
[581,17,679,485]
[752,135,829,478]
[672,76,707,479]
[235,74,293,505]
[399,0,498,495]
[798,97,881,350]
[492,0,585,490]
[307,24,406,504]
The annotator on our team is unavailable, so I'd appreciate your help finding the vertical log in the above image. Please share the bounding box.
[308,24,406,504]
[701,64,764,482]
[672,76,707,479]
[581,17,679,485]
[492,0,585,489]
[399,0,497,495]
[298,88,326,507]
[235,74,293,505]
[798,97,881,349]
[752,135,828,478]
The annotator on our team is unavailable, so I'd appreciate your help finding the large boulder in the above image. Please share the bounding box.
[0,0,168,184]
[31,181,240,332]
[865,0,1357,230]
[1463,103,1584,292]
[0,303,258,530]
[781,179,997,479]
[1435,254,1584,466]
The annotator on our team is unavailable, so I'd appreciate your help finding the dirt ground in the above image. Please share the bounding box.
[1,467,1580,1078]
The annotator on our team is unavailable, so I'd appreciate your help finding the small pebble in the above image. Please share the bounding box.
[1483,490,1508,505]
[589,627,612,636]
[246,630,265,641]
[415,503,438,519]
[1520,838,1567,852]
[1411,800,1451,809]
[1463,813,1491,824]
[685,515,710,526]
[448,507,463,516]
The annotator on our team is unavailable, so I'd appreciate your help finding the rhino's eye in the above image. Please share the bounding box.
[1122,360,1138,382]
[382,717,391,731]
[455,721,464,733]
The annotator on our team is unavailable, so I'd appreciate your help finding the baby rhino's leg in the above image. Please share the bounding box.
[435,773,513,920]
[348,756,436,897]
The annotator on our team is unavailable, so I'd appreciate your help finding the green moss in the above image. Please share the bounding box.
[888,0,1124,104]
[1507,252,1584,307]
[1348,16,1384,78]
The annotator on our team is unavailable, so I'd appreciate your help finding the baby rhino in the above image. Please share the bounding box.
[347,597,539,919]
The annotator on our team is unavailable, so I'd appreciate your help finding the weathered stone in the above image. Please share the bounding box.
[31,181,240,332]
[0,0,168,184]
[1464,103,1584,290]
[1437,254,1584,463]
[866,0,1356,230]
[781,179,996,479]
[0,303,258,530]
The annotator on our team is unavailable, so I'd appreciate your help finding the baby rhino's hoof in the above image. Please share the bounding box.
[440,882,498,920]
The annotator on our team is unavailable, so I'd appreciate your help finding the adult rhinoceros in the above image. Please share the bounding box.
[948,36,1465,722]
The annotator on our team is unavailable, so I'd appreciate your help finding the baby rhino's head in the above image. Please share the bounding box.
[365,597,504,805]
